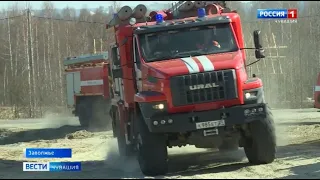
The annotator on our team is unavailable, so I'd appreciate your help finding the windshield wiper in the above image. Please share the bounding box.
[146,55,174,62]
[173,50,204,58]
[146,50,205,62]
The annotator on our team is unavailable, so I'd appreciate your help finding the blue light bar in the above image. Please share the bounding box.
[155,14,164,24]
[198,8,206,18]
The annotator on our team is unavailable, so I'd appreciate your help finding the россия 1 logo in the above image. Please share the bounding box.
[257,9,298,23]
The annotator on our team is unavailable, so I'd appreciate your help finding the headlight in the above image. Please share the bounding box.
[245,91,257,99]
[153,103,165,110]
[139,101,167,119]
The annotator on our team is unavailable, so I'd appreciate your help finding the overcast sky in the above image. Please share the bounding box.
[0,1,175,10]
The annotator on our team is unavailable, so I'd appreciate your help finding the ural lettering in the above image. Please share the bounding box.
[189,83,219,90]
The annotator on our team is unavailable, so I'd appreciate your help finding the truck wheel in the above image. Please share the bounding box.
[137,117,168,176]
[110,108,117,137]
[112,122,116,137]
[115,111,134,156]
[244,107,276,164]
[78,101,91,128]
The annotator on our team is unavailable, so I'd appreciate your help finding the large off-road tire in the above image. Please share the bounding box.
[110,108,117,138]
[115,110,134,157]
[78,101,91,128]
[137,117,168,176]
[244,106,276,164]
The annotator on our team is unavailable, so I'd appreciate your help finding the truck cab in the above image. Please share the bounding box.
[108,1,276,176]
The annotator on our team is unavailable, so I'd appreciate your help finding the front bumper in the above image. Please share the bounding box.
[144,103,267,133]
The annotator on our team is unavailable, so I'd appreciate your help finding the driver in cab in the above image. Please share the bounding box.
[196,28,221,50]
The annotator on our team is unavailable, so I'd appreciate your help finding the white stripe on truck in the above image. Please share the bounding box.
[195,55,215,72]
[315,86,320,92]
[180,57,200,74]
[80,80,103,86]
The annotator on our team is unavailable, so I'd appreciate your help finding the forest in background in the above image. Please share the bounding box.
[0,1,318,119]
[229,1,318,109]
[0,1,123,118]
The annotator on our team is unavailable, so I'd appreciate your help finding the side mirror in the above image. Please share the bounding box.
[253,30,265,59]
[253,30,263,49]
[111,46,120,66]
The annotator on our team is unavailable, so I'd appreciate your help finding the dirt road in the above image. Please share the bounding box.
[0,109,320,179]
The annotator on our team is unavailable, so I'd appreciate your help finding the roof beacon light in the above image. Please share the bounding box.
[198,8,206,18]
[156,14,164,24]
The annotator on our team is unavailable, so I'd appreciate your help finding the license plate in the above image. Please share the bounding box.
[196,120,225,129]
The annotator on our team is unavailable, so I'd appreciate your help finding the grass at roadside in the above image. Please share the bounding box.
[0,106,71,120]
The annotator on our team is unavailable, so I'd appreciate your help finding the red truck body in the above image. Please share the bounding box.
[107,1,276,176]
[128,14,262,114]
[314,72,320,108]
[65,65,110,99]
[64,53,112,129]
[110,11,263,111]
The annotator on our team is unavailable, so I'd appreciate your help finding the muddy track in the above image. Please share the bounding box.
[0,109,320,179]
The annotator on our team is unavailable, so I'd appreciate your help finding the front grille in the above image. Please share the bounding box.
[170,69,238,106]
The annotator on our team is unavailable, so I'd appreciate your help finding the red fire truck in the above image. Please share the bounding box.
[314,72,320,108]
[107,1,276,176]
[64,53,112,130]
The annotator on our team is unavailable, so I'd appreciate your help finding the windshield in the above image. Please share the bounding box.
[138,23,239,62]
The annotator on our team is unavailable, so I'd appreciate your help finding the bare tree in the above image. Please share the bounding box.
[111,1,121,13]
